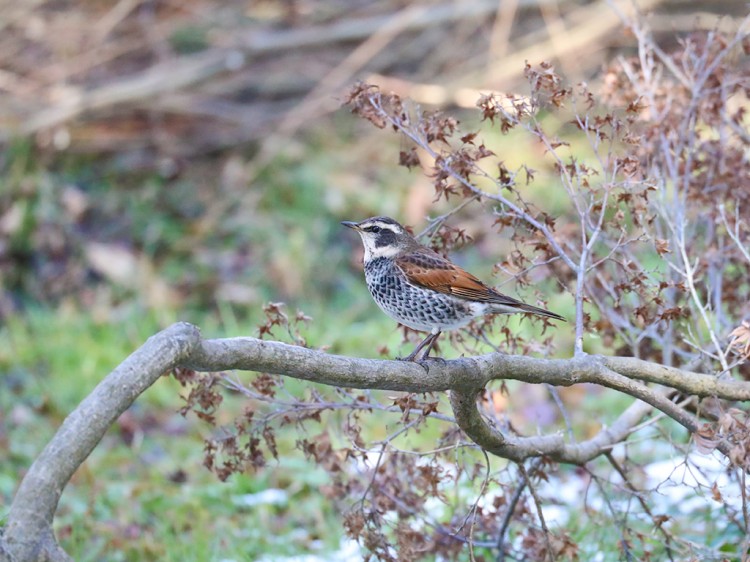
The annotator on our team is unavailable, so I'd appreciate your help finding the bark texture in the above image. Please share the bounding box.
[2,322,747,561]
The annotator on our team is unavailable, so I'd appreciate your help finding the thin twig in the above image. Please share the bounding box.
[719,204,750,266]
[466,449,492,562]
[366,93,578,272]
[496,458,542,562]
[418,195,481,239]
[589,469,635,562]
[517,462,554,562]
[606,452,676,561]
[546,384,575,442]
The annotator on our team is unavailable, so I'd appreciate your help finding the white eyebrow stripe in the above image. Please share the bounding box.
[368,221,400,231]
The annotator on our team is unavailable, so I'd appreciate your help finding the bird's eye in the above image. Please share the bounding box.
[370,225,381,233]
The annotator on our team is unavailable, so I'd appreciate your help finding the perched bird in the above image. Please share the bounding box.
[342,216,565,361]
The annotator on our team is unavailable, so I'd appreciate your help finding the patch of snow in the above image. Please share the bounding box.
[257,539,361,562]
[233,488,289,508]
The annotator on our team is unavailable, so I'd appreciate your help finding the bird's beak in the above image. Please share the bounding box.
[341,220,360,231]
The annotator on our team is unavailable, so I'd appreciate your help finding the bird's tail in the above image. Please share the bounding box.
[490,302,566,322]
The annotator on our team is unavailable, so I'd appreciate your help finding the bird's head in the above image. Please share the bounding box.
[341,216,416,261]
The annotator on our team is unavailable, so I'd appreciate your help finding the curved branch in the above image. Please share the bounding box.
[463,355,736,460]
[2,323,201,562]
[3,322,748,561]
[451,386,658,464]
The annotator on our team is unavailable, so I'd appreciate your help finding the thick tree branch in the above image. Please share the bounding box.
[600,356,750,400]
[193,337,750,399]
[2,323,200,562]
[3,322,748,561]
[188,336,486,392]
[451,385,660,464]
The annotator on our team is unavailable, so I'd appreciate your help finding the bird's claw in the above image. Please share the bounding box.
[418,356,446,372]
[422,356,446,365]
[396,352,437,372]
[393,354,446,373]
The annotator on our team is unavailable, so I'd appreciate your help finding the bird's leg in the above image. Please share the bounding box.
[420,330,441,360]
[401,330,441,362]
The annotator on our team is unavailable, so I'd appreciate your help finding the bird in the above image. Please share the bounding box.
[342,216,565,361]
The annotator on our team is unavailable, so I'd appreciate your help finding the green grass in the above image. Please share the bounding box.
[0,294,632,561]
[1,110,729,560]
[0,307,349,561]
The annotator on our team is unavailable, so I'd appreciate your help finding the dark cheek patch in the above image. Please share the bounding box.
[375,230,397,247]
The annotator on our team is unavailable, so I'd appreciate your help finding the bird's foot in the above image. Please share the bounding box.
[417,355,446,372]
[395,352,430,372]
[397,347,446,368]
[397,349,441,372]
[421,355,446,365]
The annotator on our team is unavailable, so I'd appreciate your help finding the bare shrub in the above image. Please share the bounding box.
[5,17,750,562]
[172,20,750,562]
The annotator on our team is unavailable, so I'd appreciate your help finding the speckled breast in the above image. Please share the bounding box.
[363,257,475,332]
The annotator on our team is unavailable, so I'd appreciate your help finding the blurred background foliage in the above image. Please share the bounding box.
[0,0,746,560]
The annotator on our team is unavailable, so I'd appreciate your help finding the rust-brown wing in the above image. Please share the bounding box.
[395,249,524,306]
